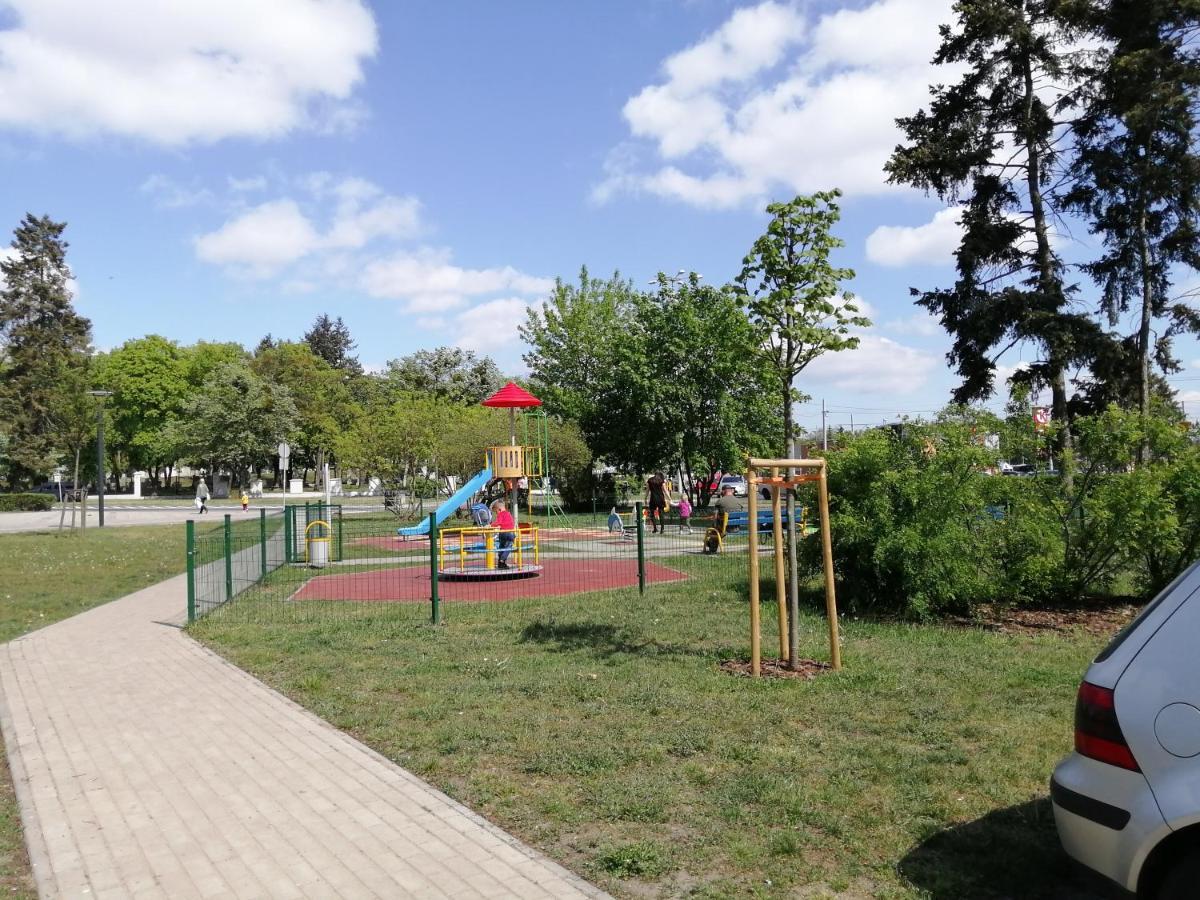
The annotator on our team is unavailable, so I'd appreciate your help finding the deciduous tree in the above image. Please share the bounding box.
[734,191,867,457]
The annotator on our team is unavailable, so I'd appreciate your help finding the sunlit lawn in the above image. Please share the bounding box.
[194,562,1112,899]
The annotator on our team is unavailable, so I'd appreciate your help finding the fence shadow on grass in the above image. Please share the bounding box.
[518,618,727,661]
[898,797,1122,899]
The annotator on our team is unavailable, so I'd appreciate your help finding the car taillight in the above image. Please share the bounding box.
[1075,681,1140,771]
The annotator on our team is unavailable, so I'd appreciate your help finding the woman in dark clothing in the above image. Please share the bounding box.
[645,472,671,534]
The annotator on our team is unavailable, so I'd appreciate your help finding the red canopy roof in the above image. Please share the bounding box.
[481,381,542,408]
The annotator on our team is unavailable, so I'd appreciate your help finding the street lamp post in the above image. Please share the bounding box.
[88,390,114,527]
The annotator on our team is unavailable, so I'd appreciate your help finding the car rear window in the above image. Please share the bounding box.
[1094,561,1200,663]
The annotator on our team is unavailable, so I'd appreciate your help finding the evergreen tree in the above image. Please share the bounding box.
[1064,0,1200,456]
[886,0,1106,465]
[0,214,92,486]
[303,314,362,375]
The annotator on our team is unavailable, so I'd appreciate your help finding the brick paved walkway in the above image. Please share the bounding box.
[0,575,608,899]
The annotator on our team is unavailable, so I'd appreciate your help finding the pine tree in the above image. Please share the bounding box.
[0,214,92,486]
[302,314,362,375]
[1064,0,1200,457]
[886,0,1108,466]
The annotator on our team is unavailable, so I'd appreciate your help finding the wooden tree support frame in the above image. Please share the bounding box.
[746,457,841,677]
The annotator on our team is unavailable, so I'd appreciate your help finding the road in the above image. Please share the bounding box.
[0,498,386,534]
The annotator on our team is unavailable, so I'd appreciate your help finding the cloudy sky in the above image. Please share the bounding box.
[1,0,1197,430]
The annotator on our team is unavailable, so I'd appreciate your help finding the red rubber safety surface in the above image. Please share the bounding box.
[291,559,687,603]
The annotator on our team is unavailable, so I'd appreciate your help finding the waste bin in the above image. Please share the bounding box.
[289,478,304,494]
[305,520,330,568]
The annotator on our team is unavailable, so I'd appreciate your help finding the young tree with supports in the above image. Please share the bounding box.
[734,190,866,457]
[1065,0,1200,459]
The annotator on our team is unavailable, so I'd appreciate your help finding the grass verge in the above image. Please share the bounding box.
[193,567,1114,898]
[0,523,187,898]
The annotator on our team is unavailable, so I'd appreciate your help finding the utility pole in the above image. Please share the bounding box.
[821,398,828,451]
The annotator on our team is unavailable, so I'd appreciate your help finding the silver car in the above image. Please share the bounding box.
[1051,560,1200,899]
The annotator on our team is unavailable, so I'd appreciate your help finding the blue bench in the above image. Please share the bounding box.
[723,510,791,531]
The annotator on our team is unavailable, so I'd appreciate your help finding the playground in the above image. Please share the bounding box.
[186,384,836,667]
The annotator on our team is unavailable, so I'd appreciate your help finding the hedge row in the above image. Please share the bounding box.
[0,493,54,512]
[798,406,1200,618]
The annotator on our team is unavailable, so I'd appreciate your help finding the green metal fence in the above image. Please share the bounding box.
[186,500,806,626]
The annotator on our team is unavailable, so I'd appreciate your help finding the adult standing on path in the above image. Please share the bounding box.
[195,475,210,514]
[645,472,671,534]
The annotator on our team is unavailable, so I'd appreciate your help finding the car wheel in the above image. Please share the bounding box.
[1158,847,1200,900]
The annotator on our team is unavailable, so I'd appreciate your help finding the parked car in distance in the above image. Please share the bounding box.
[1051,560,1200,899]
[717,474,747,496]
[31,482,76,500]
[1002,463,1035,476]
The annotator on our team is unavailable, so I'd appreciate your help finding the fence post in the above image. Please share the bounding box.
[635,500,646,595]
[259,508,268,582]
[223,513,233,603]
[337,505,344,561]
[428,512,440,625]
[186,519,196,623]
[284,505,293,564]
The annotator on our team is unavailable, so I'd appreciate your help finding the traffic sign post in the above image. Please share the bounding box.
[278,441,290,493]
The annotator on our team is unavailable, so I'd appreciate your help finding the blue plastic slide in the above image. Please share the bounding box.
[397,468,492,536]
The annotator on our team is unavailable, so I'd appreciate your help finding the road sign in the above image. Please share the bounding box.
[277,441,290,460]
[1033,408,1050,431]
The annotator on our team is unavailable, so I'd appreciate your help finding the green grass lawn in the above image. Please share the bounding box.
[0,523,188,899]
[193,567,1113,899]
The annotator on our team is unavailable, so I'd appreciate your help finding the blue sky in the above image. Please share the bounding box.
[1,0,1197,433]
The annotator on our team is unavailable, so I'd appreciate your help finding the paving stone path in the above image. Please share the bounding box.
[0,575,607,899]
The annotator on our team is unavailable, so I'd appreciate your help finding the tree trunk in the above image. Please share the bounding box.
[1137,203,1154,464]
[1021,40,1073,491]
[782,379,793,459]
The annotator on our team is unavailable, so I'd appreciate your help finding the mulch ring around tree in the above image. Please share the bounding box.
[952,601,1142,638]
[720,658,833,680]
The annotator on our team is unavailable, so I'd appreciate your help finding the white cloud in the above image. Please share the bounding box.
[0,0,377,145]
[194,200,321,274]
[192,177,422,275]
[187,172,550,318]
[802,335,939,394]
[1176,389,1200,406]
[596,0,956,208]
[140,174,215,209]
[994,361,1030,387]
[359,248,553,312]
[883,310,942,337]
[453,298,534,353]
[866,207,963,267]
[228,175,268,193]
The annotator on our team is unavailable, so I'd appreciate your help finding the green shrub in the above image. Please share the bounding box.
[0,493,53,511]
[808,412,1008,618]
[808,405,1200,615]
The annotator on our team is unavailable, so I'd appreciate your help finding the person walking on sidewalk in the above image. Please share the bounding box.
[195,476,210,514]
